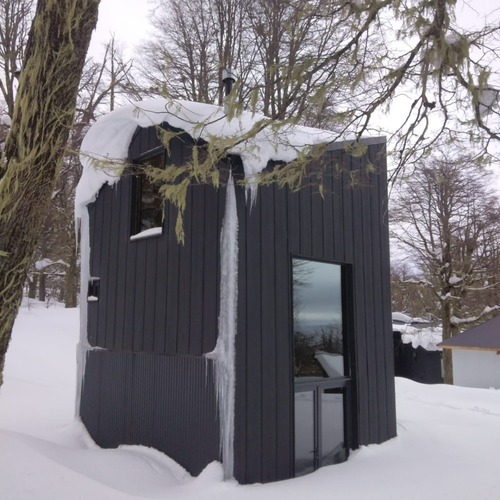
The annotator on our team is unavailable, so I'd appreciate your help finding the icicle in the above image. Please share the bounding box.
[205,171,239,480]
[74,208,91,417]
[245,181,259,210]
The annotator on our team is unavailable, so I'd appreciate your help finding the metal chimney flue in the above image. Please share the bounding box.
[222,68,237,114]
[222,68,236,97]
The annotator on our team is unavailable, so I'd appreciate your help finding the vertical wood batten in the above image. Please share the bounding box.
[189,184,205,355]
[311,167,324,258]
[153,221,168,354]
[234,181,248,483]
[260,184,278,482]
[346,152,367,444]
[142,238,158,352]
[123,180,137,351]
[274,183,293,480]
[298,183,312,255]
[177,186,192,355]
[87,202,98,346]
[375,142,396,440]
[165,191,180,354]
[104,186,119,348]
[114,177,130,351]
[92,189,105,346]
[322,152,335,261]
[244,192,263,483]
[201,183,219,354]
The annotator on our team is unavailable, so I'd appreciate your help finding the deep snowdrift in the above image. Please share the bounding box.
[1,302,500,499]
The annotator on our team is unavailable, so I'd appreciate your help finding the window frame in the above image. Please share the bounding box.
[130,147,166,239]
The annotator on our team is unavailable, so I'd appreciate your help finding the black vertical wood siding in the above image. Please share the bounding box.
[81,124,395,485]
[87,127,223,355]
[233,138,396,483]
[80,350,220,475]
[83,126,224,475]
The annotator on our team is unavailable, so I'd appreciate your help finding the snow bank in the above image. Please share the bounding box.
[2,303,500,499]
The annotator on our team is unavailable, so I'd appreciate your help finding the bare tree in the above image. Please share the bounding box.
[390,260,437,318]
[0,0,34,117]
[133,0,500,176]
[0,0,100,387]
[390,153,500,383]
[140,0,220,102]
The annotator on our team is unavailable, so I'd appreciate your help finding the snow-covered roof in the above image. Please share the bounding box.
[392,311,434,326]
[439,315,500,351]
[392,312,413,324]
[401,326,442,351]
[75,98,338,217]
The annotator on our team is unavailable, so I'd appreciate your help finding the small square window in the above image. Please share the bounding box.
[131,152,165,237]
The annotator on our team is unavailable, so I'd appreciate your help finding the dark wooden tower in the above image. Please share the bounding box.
[79,109,396,484]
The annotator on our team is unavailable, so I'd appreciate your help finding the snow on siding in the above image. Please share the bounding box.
[75,209,90,417]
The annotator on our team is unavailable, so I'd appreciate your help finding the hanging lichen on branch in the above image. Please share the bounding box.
[145,115,341,243]
[0,0,100,388]
[144,118,377,244]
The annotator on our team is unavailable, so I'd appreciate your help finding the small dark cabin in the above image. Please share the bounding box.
[77,98,396,484]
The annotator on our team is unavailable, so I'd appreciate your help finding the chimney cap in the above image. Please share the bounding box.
[222,68,237,83]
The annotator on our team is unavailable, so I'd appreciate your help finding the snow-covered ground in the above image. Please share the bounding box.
[1,302,500,499]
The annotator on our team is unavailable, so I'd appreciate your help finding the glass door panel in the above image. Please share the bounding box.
[292,257,350,476]
[294,390,315,476]
[321,389,347,465]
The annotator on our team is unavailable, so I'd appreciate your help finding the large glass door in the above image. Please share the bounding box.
[292,257,352,476]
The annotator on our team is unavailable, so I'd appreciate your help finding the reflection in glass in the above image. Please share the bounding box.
[294,391,315,476]
[293,258,344,379]
[321,389,347,465]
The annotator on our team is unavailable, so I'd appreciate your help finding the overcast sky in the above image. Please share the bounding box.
[90,0,499,60]
[89,0,151,58]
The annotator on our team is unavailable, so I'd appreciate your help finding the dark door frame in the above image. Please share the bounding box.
[291,255,357,476]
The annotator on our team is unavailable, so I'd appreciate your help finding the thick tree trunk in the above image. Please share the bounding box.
[0,0,100,387]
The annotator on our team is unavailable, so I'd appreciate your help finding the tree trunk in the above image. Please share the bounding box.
[38,272,46,303]
[64,234,78,308]
[441,300,454,384]
[0,0,100,388]
[27,274,38,299]
[442,349,453,385]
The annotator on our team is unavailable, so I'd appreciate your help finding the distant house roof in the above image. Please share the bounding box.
[439,315,500,351]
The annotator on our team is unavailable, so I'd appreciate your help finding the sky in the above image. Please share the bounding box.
[88,0,152,59]
[1,300,500,499]
[89,0,500,59]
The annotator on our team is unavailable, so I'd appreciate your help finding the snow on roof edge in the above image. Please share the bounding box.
[439,314,500,350]
[75,97,346,217]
